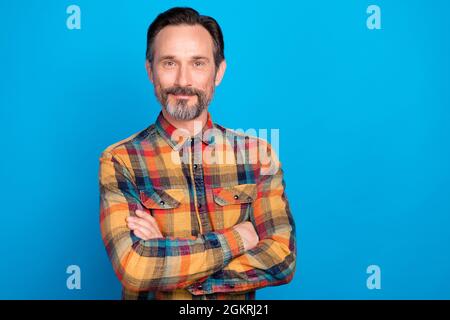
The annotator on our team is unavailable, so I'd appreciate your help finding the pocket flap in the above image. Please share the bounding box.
[213,183,257,206]
[139,188,185,209]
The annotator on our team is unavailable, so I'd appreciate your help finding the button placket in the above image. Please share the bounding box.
[190,137,211,233]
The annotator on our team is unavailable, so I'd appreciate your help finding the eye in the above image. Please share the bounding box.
[162,60,176,68]
[193,60,206,68]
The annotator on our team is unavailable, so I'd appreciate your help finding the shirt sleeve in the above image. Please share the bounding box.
[99,150,246,292]
[187,141,297,295]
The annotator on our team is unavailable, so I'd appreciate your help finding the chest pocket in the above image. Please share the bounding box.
[139,188,193,238]
[212,183,257,230]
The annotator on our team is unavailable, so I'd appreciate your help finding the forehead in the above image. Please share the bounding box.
[153,24,215,59]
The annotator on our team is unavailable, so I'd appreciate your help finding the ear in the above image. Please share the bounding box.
[214,60,227,86]
[145,60,154,84]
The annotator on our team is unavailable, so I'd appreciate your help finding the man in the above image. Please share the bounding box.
[99,7,296,300]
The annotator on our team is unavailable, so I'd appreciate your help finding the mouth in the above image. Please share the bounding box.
[170,93,195,99]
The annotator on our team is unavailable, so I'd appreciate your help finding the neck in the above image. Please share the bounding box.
[161,108,208,136]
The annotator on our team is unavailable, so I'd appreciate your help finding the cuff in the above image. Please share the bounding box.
[216,228,246,265]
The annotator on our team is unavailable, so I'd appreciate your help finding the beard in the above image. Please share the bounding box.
[155,85,213,121]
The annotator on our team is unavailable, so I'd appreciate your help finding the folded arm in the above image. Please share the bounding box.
[187,143,297,295]
[99,151,246,292]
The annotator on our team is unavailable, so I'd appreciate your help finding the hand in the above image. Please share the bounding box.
[126,210,163,240]
[233,221,259,251]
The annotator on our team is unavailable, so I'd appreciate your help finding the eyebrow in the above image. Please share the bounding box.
[157,55,210,62]
[191,56,210,61]
[158,55,176,62]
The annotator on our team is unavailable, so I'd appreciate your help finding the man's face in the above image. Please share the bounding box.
[146,24,226,121]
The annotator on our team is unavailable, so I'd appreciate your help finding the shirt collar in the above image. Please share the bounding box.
[155,111,216,151]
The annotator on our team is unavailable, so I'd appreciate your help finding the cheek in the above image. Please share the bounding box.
[193,72,216,91]
[154,69,177,87]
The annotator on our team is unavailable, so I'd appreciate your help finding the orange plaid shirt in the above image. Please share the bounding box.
[99,111,296,299]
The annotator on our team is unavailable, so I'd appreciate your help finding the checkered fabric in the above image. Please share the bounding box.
[99,111,296,300]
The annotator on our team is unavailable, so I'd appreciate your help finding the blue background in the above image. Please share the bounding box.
[1,0,449,299]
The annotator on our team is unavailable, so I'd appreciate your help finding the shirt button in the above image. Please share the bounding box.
[211,239,219,247]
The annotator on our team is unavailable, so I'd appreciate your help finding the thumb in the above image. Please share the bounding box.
[135,209,147,217]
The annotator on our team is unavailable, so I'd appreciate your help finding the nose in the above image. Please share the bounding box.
[174,64,191,87]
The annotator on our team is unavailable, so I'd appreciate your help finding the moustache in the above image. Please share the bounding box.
[164,86,204,97]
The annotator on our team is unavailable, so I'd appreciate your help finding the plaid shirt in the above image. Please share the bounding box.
[98,111,296,300]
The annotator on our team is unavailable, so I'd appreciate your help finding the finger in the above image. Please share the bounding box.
[129,220,163,239]
[129,217,161,236]
[128,214,153,229]
[128,218,153,232]
[135,209,149,218]
[133,213,162,236]
[132,225,152,240]
[136,210,157,223]
[133,229,149,241]
[134,225,161,240]
[127,221,152,235]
